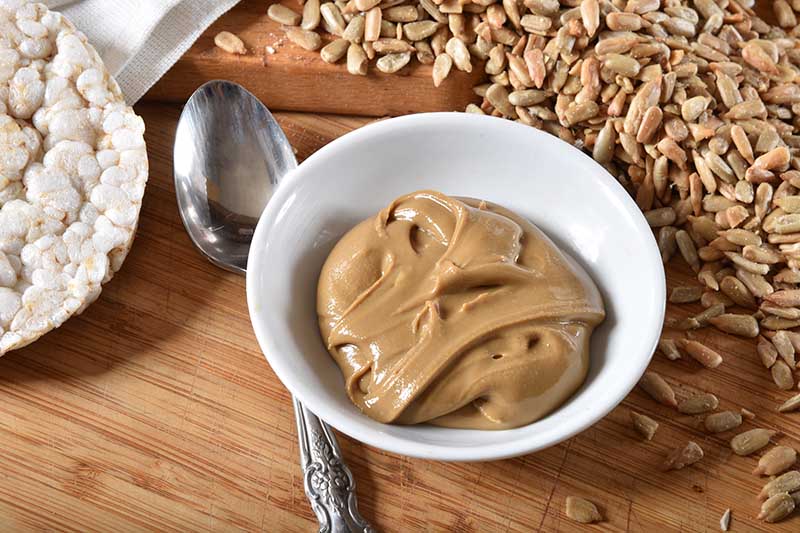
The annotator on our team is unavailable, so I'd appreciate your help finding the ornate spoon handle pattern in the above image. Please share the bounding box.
[294,398,375,533]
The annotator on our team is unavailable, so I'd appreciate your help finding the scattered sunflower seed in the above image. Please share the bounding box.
[719,508,731,532]
[662,441,704,471]
[214,31,247,54]
[707,314,760,338]
[754,446,797,476]
[731,429,777,456]
[704,411,743,434]
[771,360,795,390]
[376,52,411,73]
[268,4,302,26]
[286,27,322,51]
[669,286,703,303]
[778,393,800,413]
[758,335,779,368]
[678,393,719,415]
[760,471,800,500]
[678,340,723,369]
[639,371,677,407]
[757,492,795,523]
[565,496,602,524]
[321,38,350,63]
[658,338,681,361]
[630,411,659,441]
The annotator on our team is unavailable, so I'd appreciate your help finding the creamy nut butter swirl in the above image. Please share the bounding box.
[317,191,605,429]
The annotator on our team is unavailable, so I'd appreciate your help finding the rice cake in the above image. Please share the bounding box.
[0,0,147,354]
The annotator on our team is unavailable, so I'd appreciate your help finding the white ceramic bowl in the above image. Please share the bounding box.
[247,112,665,461]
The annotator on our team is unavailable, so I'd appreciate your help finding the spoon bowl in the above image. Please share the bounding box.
[173,80,296,273]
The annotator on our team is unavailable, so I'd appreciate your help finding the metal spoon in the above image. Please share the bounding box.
[174,80,373,533]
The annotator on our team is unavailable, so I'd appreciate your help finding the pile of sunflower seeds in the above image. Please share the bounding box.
[269,4,800,387]
[263,0,800,523]
[0,1,148,355]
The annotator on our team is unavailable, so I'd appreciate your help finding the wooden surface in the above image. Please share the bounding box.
[145,0,483,116]
[2,1,800,532]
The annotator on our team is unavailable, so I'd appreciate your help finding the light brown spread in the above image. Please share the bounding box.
[316,191,605,430]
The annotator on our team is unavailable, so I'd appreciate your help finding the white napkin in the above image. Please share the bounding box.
[45,0,241,103]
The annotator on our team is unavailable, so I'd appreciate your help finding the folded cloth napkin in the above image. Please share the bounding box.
[45,0,241,103]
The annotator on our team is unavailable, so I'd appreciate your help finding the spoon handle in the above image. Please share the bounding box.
[294,398,374,533]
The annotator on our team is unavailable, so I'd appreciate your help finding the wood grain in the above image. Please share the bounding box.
[145,0,483,116]
[2,0,799,531]
[1,103,798,532]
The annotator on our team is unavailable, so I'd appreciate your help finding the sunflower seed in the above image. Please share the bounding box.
[445,37,472,72]
[376,51,410,73]
[372,38,414,54]
[743,245,781,264]
[565,102,600,126]
[758,492,795,523]
[678,393,719,415]
[707,314,759,338]
[383,5,417,22]
[465,104,484,115]
[214,31,247,54]
[682,96,709,122]
[320,3,347,35]
[432,53,452,87]
[736,270,774,299]
[731,428,777,456]
[346,42,368,74]
[364,7,382,41]
[704,411,743,433]
[762,317,800,330]
[724,252,770,275]
[286,27,322,51]
[662,441,703,471]
[636,106,663,144]
[701,291,731,308]
[302,0,322,30]
[719,509,731,532]
[268,4,302,26]
[675,230,700,271]
[767,290,800,307]
[565,496,602,524]
[760,471,800,500]
[320,38,349,63]
[678,339,723,369]
[486,84,515,117]
[402,20,440,40]
[771,360,795,390]
[658,338,681,361]
[754,446,797,476]
[639,371,677,407]
[630,411,659,440]
[669,286,703,303]
[755,147,791,171]
[720,276,757,308]
[603,53,641,78]
[772,331,796,366]
[774,0,797,28]
[508,90,547,107]
[758,335,779,368]
[779,393,800,413]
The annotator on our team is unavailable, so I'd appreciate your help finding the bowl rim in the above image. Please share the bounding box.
[246,112,666,461]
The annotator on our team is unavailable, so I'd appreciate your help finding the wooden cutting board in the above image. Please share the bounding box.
[2,1,799,532]
[145,0,484,116]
